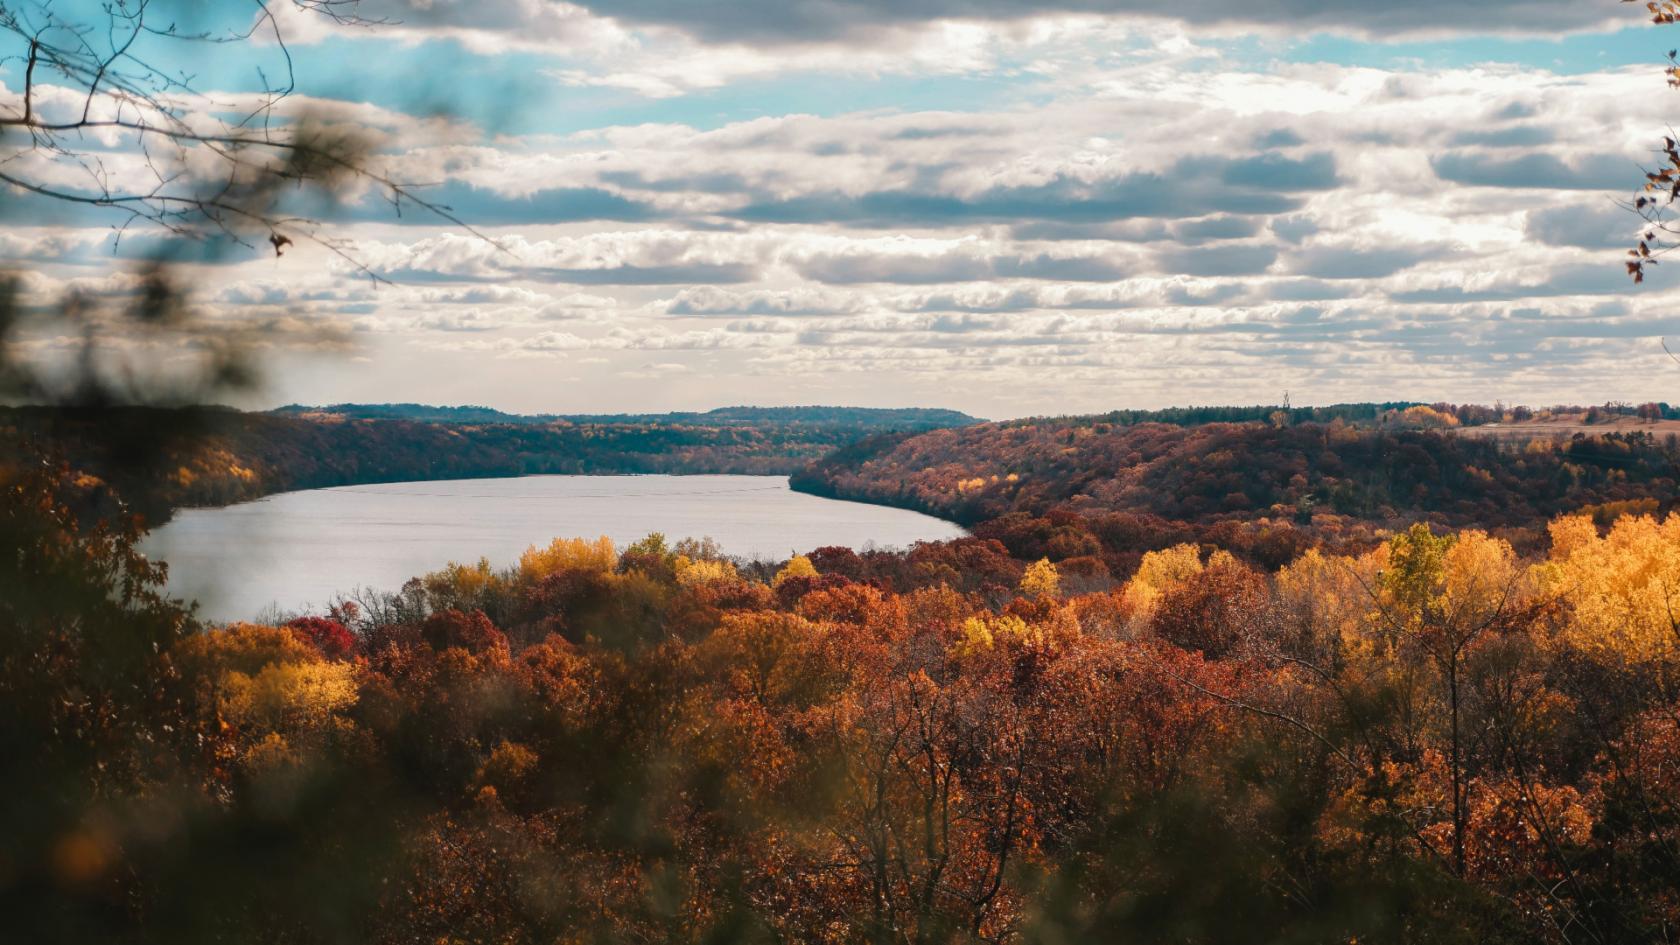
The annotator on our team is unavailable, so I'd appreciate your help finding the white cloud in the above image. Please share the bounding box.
[11,17,1680,414]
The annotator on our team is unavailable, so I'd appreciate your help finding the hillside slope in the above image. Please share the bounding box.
[2,405,976,525]
[273,403,981,430]
[793,418,1679,570]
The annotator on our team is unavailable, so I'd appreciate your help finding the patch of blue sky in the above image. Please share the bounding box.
[278,36,1041,136]
[1262,26,1667,74]
[9,1,1666,140]
[1,20,1041,139]
[282,37,556,133]
[268,26,1667,139]
[581,74,1037,131]
[0,0,254,69]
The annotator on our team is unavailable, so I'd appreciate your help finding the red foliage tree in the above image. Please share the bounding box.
[421,609,509,656]
[1149,560,1272,659]
[285,616,356,660]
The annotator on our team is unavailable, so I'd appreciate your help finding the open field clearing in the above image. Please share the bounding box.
[1456,416,1680,440]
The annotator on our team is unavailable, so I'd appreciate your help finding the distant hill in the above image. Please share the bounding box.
[272,403,982,431]
[23,400,1676,545]
[561,405,982,430]
[271,403,539,424]
[5,403,980,525]
[791,414,1680,570]
[1041,402,1428,428]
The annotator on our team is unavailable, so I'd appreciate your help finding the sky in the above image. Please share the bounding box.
[3,0,1680,418]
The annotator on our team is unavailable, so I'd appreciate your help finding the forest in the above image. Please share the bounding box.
[273,404,981,432]
[12,399,1665,531]
[10,0,1680,939]
[8,403,1680,943]
[0,405,978,524]
[792,417,1680,574]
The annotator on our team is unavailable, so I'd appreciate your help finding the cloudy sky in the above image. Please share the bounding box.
[4,0,1680,417]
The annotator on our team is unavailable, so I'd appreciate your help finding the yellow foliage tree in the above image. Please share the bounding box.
[1538,513,1680,662]
[1276,546,1382,654]
[676,555,740,587]
[220,660,358,730]
[1371,523,1524,877]
[1019,558,1061,599]
[424,557,503,611]
[1390,405,1461,430]
[1122,544,1232,617]
[773,555,819,588]
[1375,525,1521,640]
[176,624,360,749]
[519,536,617,582]
[958,614,1038,653]
[175,622,316,676]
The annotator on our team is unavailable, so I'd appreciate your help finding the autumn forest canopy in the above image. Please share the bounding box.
[10,399,1680,943]
[14,0,1680,942]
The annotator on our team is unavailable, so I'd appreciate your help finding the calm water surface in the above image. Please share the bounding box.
[140,475,964,622]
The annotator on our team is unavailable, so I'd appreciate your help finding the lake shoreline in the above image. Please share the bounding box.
[141,474,968,623]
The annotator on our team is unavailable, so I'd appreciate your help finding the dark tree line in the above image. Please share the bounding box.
[0,404,980,524]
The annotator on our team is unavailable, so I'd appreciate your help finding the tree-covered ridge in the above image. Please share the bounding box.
[793,419,1680,573]
[14,458,1680,943]
[935,400,1680,432]
[0,405,978,525]
[1036,401,1429,428]
[274,403,983,430]
[272,403,546,424]
[561,405,983,429]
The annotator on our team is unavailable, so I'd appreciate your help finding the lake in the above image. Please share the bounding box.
[139,475,966,623]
